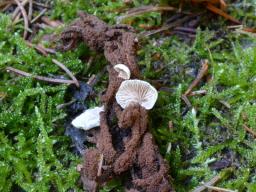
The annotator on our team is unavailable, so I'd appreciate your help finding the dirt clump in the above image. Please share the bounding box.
[60,12,174,192]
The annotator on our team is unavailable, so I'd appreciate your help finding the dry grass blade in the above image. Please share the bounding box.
[25,41,57,55]
[6,67,75,85]
[116,5,177,24]
[2,3,12,12]
[141,14,200,37]
[33,1,50,9]
[192,175,221,192]
[52,59,80,87]
[13,12,22,24]
[174,26,197,33]
[204,185,237,192]
[181,94,192,107]
[14,0,29,39]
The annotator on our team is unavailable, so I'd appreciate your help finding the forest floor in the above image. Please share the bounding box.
[0,0,256,191]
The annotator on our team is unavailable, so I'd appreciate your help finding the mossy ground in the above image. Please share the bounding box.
[0,0,256,191]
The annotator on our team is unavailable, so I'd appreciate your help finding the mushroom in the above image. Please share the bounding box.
[114,64,131,79]
[115,80,158,110]
[71,106,104,130]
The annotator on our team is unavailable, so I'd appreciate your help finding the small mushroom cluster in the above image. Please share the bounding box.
[71,64,158,130]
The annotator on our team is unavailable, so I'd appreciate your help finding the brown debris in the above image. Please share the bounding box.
[59,12,174,192]
[243,124,256,138]
[192,175,221,192]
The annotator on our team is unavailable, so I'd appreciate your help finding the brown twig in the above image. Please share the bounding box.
[14,0,29,39]
[39,45,56,54]
[28,0,33,22]
[184,60,209,96]
[6,67,75,85]
[181,94,192,108]
[206,3,240,24]
[25,41,48,56]
[31,8,47,24]
[56,99,76,110]
[174,26,197,34]
[13,12,22,25]
[12,0,29,20]
[52,59,80,87]
[243,124,256,138]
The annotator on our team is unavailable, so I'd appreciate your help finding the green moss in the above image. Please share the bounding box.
[147,31,256,191]
[0,14,81,191]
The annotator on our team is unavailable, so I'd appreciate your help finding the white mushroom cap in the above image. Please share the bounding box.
[114,64,131,79]
[71,106,104,130]
[115,80,158,110]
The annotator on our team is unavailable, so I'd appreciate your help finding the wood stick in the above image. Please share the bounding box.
[6,67,75,85]
[33,1,50,9]
[28,0,33,22]
[184,60,209,96]
[14,0,29,39]
[206,3,240,24]
[243,124,256,138]
[25,41,48,56]
[31,8,47,24]
[52,59,80,87]
[12,0,29,20]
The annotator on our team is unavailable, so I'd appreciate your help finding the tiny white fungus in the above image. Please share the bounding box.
[71,106,104,130]
[115,79,158,110]
[114,64,131,79]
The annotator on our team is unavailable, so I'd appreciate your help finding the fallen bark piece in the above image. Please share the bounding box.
[60,12,174,192]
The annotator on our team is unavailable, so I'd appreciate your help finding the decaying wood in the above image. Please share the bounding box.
[60,12,174,192]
